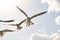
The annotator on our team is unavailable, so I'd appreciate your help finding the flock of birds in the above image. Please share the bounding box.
[0,6,47,37]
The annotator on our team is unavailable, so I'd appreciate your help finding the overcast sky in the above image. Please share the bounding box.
[0,0,60,40]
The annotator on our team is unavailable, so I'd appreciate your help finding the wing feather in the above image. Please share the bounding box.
[0,20,14,22]
[16,6,29,18]
[3,29,15,32]
[30,11,47,19]
[19,19,26,25]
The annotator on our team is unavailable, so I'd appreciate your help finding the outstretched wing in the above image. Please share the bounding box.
[0,20,14,22]
[19,19,26,25]
[30,11,47,19]
[16,6,29,18]
[3,29,15,32]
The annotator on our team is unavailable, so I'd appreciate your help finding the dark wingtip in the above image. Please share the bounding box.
[10,20,14,22]
[16,6,19,8]
[44,11,47,13]
[41,11,47,14]
[16,5,17,7]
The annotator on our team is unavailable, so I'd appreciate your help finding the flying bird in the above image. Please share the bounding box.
[4,6,47,28]
[4,11,47,28]
[16,6,47,26]
[0,29,15,37]
[0,20,14,22]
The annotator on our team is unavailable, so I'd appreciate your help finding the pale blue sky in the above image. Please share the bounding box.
[0,0,60,40]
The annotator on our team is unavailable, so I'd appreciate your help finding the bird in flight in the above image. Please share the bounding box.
[16,6,47,26]
[4,6,47,29]
[0,20,14,22]
[0,29,15,37]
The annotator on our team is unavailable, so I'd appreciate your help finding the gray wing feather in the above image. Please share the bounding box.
[19,19,26,25]
[3,29,15,32]
[16,6,29,18]
[0,20,14,22]
[30,11,47,19]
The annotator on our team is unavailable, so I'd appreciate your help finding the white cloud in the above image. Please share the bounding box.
[57,29,60,33]
[55,16,60,25]
[41,0,60,12]
[37,28,46,34]
[52,33,60,40]
[29,33,60,40]
[29,33,50,40]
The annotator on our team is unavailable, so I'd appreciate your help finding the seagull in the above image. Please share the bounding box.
[0,20,14,22]
[0,29,15,37]
[4,11,47,29]
[16,6,47,26]
[4,7,47,29]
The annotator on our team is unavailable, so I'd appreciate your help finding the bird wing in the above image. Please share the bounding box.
[0,20,14,22]
[3,29,15,32]
[16,6,29,18]
[19,19,26,25]
[30,11,47,19]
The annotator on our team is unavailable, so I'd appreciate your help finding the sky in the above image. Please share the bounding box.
[0,0,60,40]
